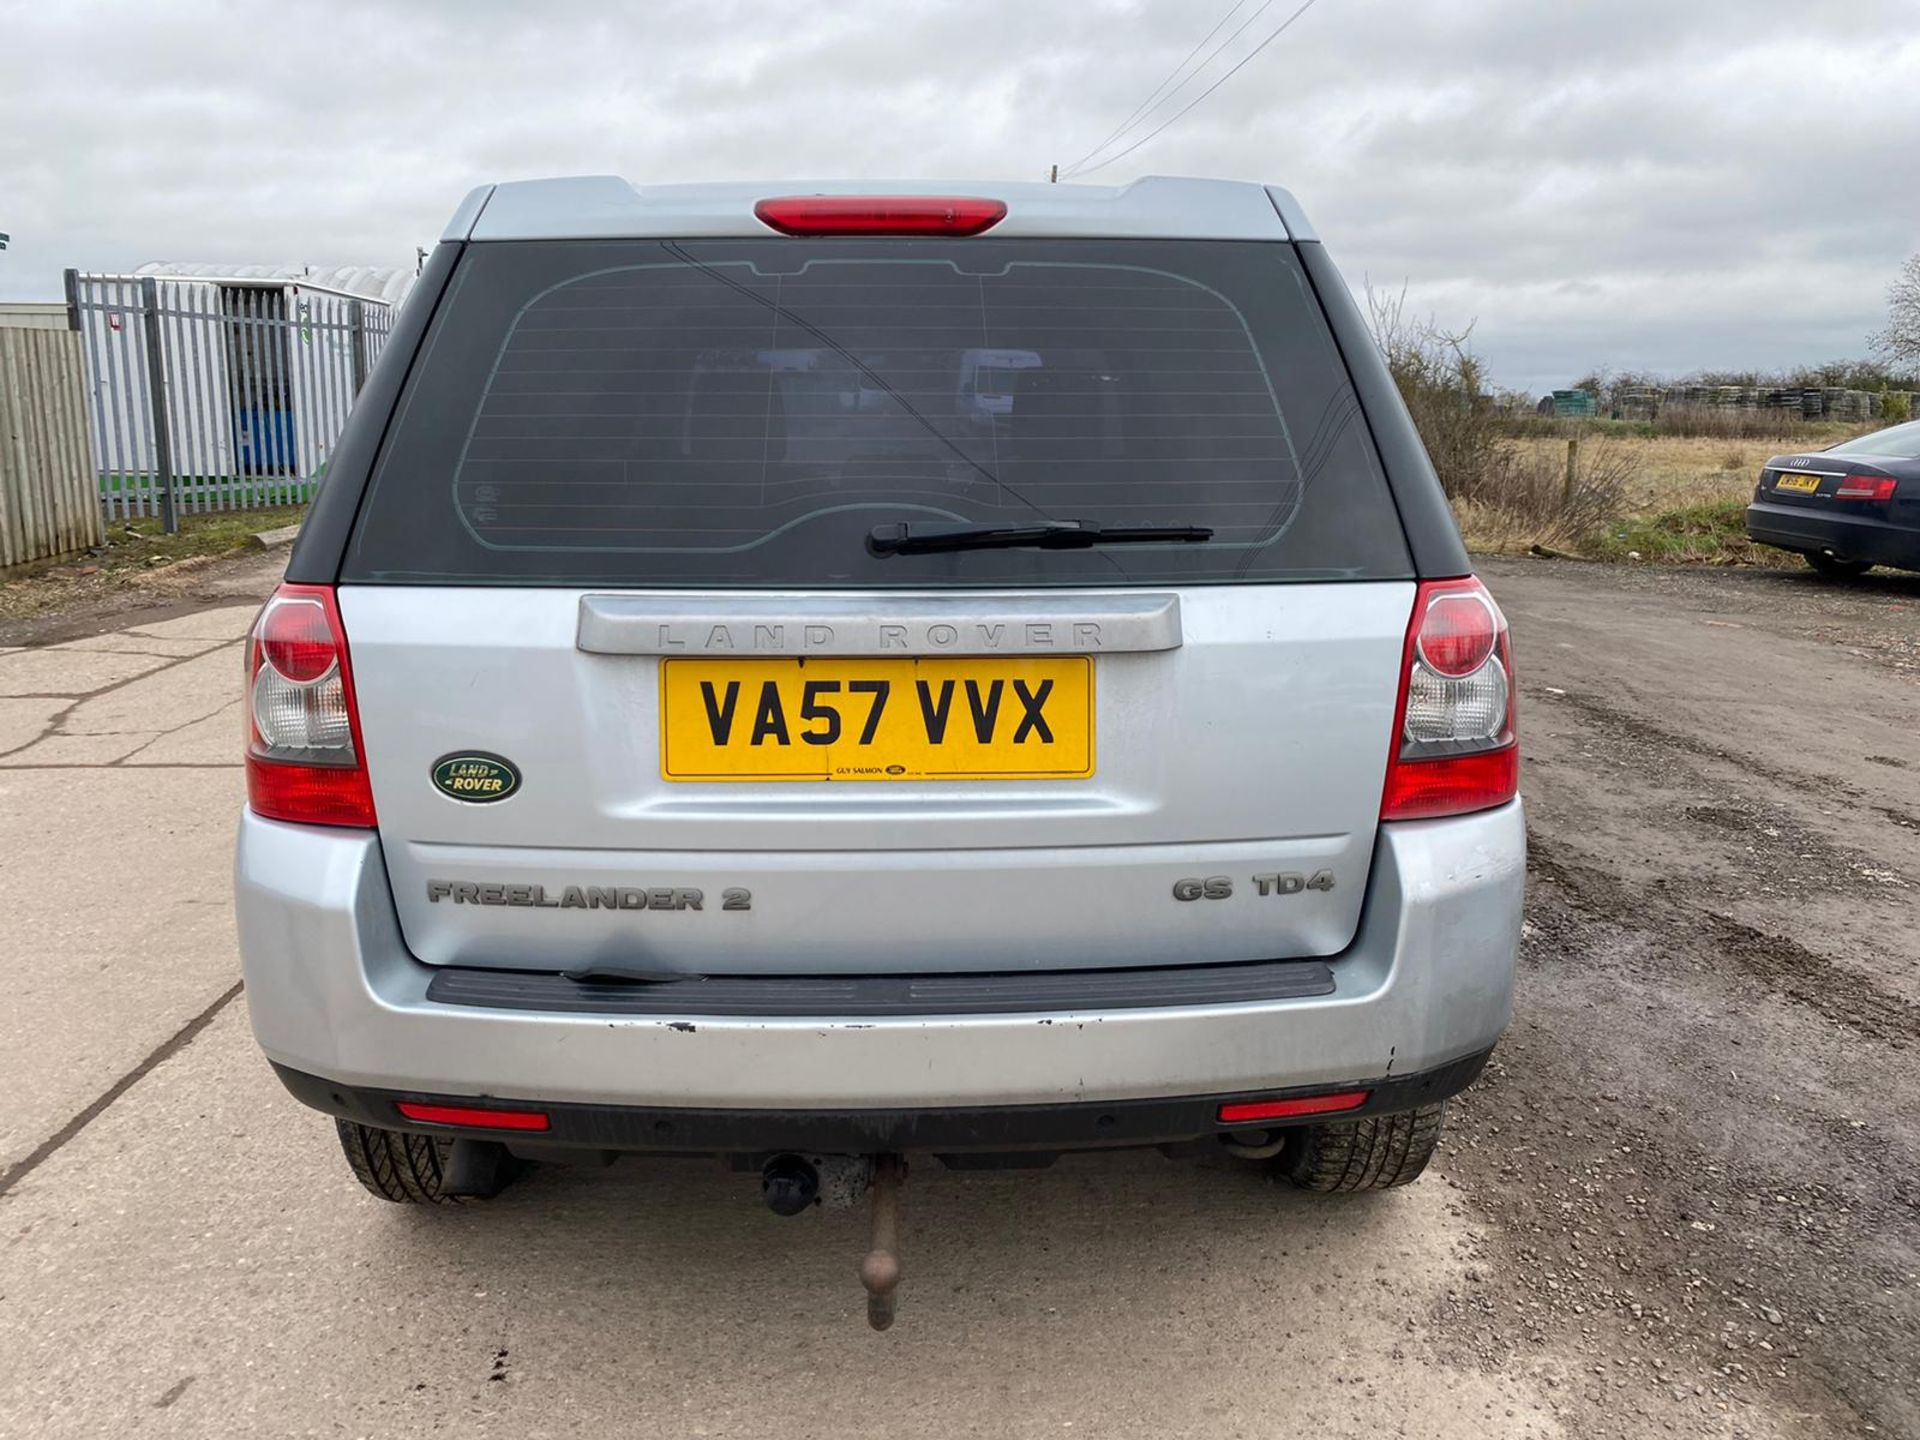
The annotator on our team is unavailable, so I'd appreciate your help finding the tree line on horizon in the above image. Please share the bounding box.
[1558,253,1920,401]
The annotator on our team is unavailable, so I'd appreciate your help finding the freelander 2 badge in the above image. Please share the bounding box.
[430,752,521,804]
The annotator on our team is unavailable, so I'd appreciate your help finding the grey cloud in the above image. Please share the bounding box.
[3,0,1917,392]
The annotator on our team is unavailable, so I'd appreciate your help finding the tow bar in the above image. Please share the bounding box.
[760,1152,907,1330]
[859,1155,905,1330]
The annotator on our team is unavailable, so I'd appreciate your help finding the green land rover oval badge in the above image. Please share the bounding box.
[431,752,521,804]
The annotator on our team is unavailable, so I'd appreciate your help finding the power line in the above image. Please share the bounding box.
[1066,0,1282,179]
[1064,0,1323,180]
[1058,0,1249,180]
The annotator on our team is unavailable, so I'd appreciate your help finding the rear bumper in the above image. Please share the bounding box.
[1745,501,1920,571]
[235,799,1525,1120]
[272,1047,1493,1156]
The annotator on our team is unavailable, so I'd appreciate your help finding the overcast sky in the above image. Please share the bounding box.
[4,0,1918,392]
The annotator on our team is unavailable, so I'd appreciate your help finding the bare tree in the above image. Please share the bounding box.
[1870,253,1920,367]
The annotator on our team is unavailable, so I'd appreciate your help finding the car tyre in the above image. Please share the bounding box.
[1277,1102,1446,1192]
[335,1120,516,1204]
[1807,552,1872,579]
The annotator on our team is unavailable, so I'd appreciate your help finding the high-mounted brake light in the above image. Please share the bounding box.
[754,196,1008,237]
[244,583,377,828]
[1381,577,1519,822]
[1834,475,1897,502]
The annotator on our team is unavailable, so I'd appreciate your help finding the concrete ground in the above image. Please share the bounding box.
[0,554,1913,1438]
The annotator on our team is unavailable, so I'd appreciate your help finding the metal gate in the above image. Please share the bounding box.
[64,271,395,526]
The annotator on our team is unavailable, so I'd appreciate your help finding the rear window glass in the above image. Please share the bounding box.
[1828,420,1920,460]
[345,238,1410,587]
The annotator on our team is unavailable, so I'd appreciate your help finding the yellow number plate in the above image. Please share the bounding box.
[660,658,1094,782]
[1773,472,1822,494]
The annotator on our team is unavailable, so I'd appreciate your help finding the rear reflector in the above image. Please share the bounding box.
[1834,475,1897,501]
[754,196,1007,237]
[395,1101,551,1132]
[1218,1091,1371,1124]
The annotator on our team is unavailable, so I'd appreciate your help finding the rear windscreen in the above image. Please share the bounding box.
[1828,420,1920,460]
[345,238,1411,587]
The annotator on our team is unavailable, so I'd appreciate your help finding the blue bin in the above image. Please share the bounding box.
[234,407,296,474]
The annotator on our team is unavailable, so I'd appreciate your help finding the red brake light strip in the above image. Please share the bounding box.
[754,196,1007,237]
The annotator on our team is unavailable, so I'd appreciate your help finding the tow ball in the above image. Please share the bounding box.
[760,1152,906,1330]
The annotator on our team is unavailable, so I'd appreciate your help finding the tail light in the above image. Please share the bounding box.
[754,196,1007,236]
[244,583,376,827]
[1381,577,1519,822]
[1834,475,1897,502]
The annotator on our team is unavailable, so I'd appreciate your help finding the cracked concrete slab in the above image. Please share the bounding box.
[125,699,245,765]
[0,764,244,1171]
[0,697,69,753]
[0,731,157,766]
[60,644,242,736]
[125,604,260,641]
[51,633,230,658]
[0,647,174,697]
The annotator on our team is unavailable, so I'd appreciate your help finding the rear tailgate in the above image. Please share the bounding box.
[343,581,1409,973]
[335,232,1418,976]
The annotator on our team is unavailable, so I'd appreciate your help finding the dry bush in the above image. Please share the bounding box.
[1366,285,1496,501]
[1507,434,1772,514]
[1367,286,1627,549]
[1451,438,1635,553]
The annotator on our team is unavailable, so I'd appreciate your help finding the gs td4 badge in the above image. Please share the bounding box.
[431,752,521,804]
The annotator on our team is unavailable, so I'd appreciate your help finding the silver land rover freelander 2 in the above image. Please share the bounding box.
[234,176,1524,1327]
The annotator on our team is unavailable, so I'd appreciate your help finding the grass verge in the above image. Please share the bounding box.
[1580,500,1790,566]
[0,504,306,629]
[8,505,307,584]
[1457,433,1809,568]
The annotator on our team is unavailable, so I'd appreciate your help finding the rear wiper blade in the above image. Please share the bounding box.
[867,520,1213,557]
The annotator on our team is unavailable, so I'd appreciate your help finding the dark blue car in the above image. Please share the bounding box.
[1746,420,1920,578]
